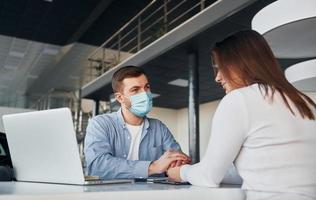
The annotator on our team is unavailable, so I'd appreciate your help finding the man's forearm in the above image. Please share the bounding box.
[88,154,152,179]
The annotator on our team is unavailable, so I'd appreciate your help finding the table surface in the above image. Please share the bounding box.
[0,181,245,200]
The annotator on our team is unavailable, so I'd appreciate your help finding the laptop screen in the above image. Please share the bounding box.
[3,108,85,184]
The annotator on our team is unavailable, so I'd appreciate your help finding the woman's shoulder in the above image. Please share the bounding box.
[222,84,253,99]
[228,84,260,98]
[220,84,261,107]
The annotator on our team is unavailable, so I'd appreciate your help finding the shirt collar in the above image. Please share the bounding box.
[116,108,150,130]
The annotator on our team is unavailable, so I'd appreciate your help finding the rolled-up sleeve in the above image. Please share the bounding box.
[84,118,151,179]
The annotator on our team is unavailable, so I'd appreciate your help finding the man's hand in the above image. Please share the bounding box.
[148,150,190,175]
[167,166,182,182]
[169,153,191,168]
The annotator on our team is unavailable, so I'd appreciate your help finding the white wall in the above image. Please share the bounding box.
[176,100,220,156]
[148,107,178,138]
[148,100,220,157]
[306,92,316,101]
[0,107,35,133]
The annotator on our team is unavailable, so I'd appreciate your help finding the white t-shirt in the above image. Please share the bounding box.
[126,122,143,160]
[180,84,316,199]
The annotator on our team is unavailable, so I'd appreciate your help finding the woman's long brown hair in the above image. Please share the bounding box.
[212,30,316,120]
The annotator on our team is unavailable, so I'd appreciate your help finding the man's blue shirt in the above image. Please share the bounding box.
[84,109,181,179]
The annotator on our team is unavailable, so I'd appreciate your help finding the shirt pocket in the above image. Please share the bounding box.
[150,145,163,160]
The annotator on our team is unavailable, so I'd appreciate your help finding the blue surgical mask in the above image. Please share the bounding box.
[128,92,153,117]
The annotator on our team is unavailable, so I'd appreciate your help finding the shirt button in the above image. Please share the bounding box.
[127,136,130,139]
[124,154,127,157]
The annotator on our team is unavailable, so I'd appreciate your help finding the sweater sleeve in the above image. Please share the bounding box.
[180,90,249,187]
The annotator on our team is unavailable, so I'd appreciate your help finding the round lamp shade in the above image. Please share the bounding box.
[252,0,316,58]
[285,59,316,92]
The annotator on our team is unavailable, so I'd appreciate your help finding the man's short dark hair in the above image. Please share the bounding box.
[112,66,147,92]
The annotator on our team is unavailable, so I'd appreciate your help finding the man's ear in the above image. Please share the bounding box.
[114,92,124,104]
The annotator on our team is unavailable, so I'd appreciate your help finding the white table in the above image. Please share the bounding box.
[0,181,245,200]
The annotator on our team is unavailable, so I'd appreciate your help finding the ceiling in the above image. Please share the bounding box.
[0,0,152,45]
[0,0,314,109]
[0,0,151,106]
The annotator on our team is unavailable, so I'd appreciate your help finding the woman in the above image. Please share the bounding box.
[167,30,316,200]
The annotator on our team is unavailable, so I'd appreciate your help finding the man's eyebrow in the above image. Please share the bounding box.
[129,86,140,90]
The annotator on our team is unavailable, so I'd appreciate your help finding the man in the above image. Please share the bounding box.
[84,66,190,179]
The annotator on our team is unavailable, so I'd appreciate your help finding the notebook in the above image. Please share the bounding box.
[2,107,133,185]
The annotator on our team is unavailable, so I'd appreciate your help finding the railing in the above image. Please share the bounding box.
[29,89,76,111]
[86,0,217,83]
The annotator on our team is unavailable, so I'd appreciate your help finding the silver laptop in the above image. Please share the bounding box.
[2,107,133,185]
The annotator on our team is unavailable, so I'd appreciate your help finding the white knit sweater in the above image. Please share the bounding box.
[180,84,316,199]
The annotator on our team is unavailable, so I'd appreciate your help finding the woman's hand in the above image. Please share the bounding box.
[167,166,182,182]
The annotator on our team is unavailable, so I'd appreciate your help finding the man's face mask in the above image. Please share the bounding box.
[127,92,153,117]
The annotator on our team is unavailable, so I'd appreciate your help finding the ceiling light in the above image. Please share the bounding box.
[16,90,25,95]
[0,85,8,89]
[252,0,316,58]
[151,93,160,98]
[4,64,18,70]
[9,51,25,58]
[69,75,80,80]
[27,74,39,79]
[168,79,188,87]
[0,75,14,81]
[43,47,59,55]
[285,59,316,92]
